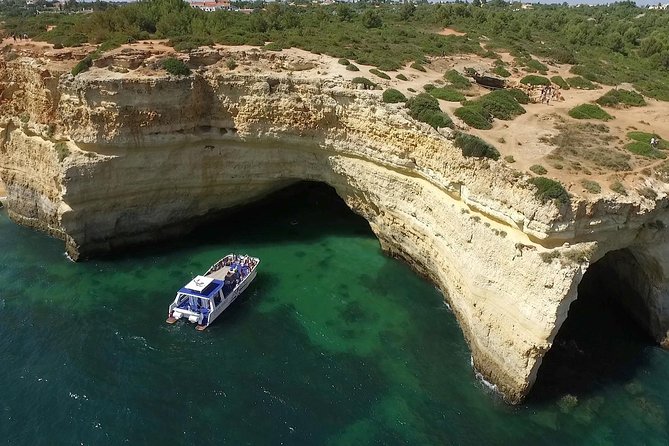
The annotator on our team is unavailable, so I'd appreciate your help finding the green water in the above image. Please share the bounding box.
[1,183,668,445]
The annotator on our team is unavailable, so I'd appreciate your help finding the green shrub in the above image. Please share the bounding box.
[507,88,530,104]
[162,58,190,76]
[524,58,548,73]
[410,61,426,72]
[351,76,377,89]
[611,181,627,195]
[550,76,570,90]
[407,87,416,93]
[396,73,408,81]
[528,177,569,206]
[627,132,669,149]
[170,36,213,52]
[444,69,471,89]
[530,164,548,175]
[581,179,601,194]
[338,58,350,66]
[346,64,360,72]
[264,42,283,52]
[71,55,93,76]
[454,107,492,130]
[406,93,452,129]
[453,132,500,160]
[226,59,238,70]
[625,141,667,159]
[493,66,511,78]
[429,87,465,102]
[504,155,515,163]
[460,90,526,123]
[54,142,70,162]
[369,68,390,80]
[567,76,597,90]
[382,88,407,103]
[423,83,435,91]
[520,75,550,86]
[568,104,613,121]
[596,89,646,107]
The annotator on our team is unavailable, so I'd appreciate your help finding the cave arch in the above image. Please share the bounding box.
[532,247,668,400]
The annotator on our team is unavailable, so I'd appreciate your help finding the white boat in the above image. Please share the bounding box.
[166,254,260,331]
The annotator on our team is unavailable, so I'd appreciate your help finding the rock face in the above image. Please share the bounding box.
[2,50,669,403]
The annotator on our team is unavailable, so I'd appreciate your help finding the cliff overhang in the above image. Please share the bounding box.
[2,47,669,403]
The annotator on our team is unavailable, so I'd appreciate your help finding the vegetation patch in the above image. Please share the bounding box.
[406,93,453,129]
[162,58,190,76]
[507,88,530,104]
[71,55,93,76]
[610,181,627,195]
[517,57,549,74]
[454,107,492,130]
[382,88,407,103]
[567,76,597,90]
[581,179,601,194]
[546,120,630,172]
[520,75,550,86]
[54,142,70,162]
[453,133,500,160]
[351,77,377,89]
[369,68,390,80]
[528,177,569,206]
[429,87,465,102]
[410,62,426,72]
[493,66,511,78]
[568,104,613,121]
[530,164,548,175]
[625,141,667,159]
[346,64,359,72]
[596,89,646,107]
[550,76,570,90]
[444,69,471,90]
[396,73,408,81]
[627,132,669,150]
[423,83,435,92]
[338,58,350,66]
[504,155,516,163]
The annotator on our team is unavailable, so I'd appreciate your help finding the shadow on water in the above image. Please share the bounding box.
[530,257,654,403]
[102,181,373,262]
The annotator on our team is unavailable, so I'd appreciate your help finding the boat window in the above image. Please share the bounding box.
[214,292,222,306]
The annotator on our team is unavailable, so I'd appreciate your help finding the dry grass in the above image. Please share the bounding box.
[543,118,632,173]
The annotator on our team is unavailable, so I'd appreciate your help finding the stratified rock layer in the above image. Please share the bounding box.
[2,50,669,403]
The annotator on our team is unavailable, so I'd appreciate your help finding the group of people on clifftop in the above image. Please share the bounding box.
[10,33,29,41]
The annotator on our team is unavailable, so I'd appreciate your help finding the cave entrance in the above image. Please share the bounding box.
[530,248,656,401]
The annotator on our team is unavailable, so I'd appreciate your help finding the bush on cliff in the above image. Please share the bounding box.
[454,132,500,160]
[528,177,569,206]
[382,88,407,103]
[71,55,93,76]
[406,93,453,129]
[351,76,377,89]
[162,58,191,76]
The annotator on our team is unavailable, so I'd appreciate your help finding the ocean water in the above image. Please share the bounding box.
[0,183,668,445]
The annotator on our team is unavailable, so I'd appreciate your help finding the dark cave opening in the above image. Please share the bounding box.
[530,248,656,402]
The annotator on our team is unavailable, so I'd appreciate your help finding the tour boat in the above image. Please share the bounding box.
[166,254,260,330]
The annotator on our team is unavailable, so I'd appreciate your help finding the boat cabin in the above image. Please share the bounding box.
[172,275,225,324]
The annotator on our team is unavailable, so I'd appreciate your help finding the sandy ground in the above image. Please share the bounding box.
[2,36,669,195]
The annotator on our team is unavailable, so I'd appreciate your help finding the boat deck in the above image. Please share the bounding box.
[207,266,232,281]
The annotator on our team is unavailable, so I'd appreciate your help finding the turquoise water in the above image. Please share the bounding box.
[0,183,668,445]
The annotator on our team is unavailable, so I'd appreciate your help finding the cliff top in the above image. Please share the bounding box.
[2,36,669,207]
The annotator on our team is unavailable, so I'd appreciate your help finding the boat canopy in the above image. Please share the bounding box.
[179,276,224,299]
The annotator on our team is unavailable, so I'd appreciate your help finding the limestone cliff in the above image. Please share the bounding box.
[2,47,669,403]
